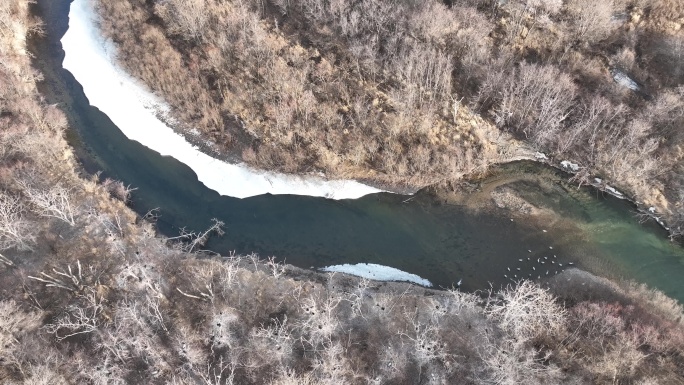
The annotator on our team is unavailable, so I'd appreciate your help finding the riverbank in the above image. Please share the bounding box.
[92,0,532,189]
[64,0,546,201]
[90,0,684,240]
[516,153,678,236]
[74,0,664,213]
[64,0,676,235]
[61,0,383,200]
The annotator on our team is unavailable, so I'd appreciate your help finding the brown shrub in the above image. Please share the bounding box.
[478,62,576,146]
[650,0,684,25]
[565,0,616,43]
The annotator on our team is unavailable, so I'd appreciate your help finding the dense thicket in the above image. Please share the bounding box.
[95,0,510,187]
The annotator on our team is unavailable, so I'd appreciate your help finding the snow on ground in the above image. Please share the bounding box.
[604,185,625,199]
[612,70,640,91]
[594,178,626,199]
[560,160,580,172]
[321,263,433,287]
[62,0,384,200]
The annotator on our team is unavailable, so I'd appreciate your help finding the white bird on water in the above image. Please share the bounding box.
[457,278,462,287]
[507,267,511,271]
[532,266,536,271]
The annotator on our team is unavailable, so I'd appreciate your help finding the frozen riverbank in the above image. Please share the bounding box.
[322,263,433,286]
[61,0,383,200]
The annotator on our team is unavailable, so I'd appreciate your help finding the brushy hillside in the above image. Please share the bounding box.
[94,0,684,235]
[0,1,684,384]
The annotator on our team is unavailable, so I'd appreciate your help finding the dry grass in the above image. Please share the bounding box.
[94,0,506,188]
[649,0,684,31]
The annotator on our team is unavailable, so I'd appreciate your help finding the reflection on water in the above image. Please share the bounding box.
[33,0,684,302]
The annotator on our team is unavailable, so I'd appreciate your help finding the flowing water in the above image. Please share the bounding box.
[29,0,684,301]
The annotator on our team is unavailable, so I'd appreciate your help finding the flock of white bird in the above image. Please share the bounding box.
[503,230,575,282]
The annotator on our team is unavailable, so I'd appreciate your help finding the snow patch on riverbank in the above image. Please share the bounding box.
[594,178,626,199]
[62,0,383,200]
[321,263,433,287]
[612,70,640,91]
[560,160,580,172]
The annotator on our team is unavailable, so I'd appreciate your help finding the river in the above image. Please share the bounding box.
[28,0,684,300]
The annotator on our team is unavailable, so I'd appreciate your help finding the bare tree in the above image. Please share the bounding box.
[596,118,660,182]
[308,340,353,384]
[28,260,87,292]
[154,0,209,42]
[479,332,563,385]
[0,300,43,374]
[643,86,684,141]
[269,368,316,385]
[344,277,372,318]
[445,287,480,315]
[44,287,104,340]
[479,281,567,384]
[75,354,126,385]
[557,96,624,156]
[102,178,135,203]
[393,42,453,111]
[485,280,566,342]
[566,0,615,43]
[299,294,342,346]
[480,63,575,146]
[197,356,237,385]
[0,192,36,251]
[19,181,76,226]
[0,252,13,266]
[19,361,68,385]
[398,318,450,366]
[503,0,562,43]
[265,256,286,278]
[174,324,208,373]
[250,316,293,366]
[167,218,225,253]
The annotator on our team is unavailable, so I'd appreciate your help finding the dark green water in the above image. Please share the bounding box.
[30,0,684,300]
